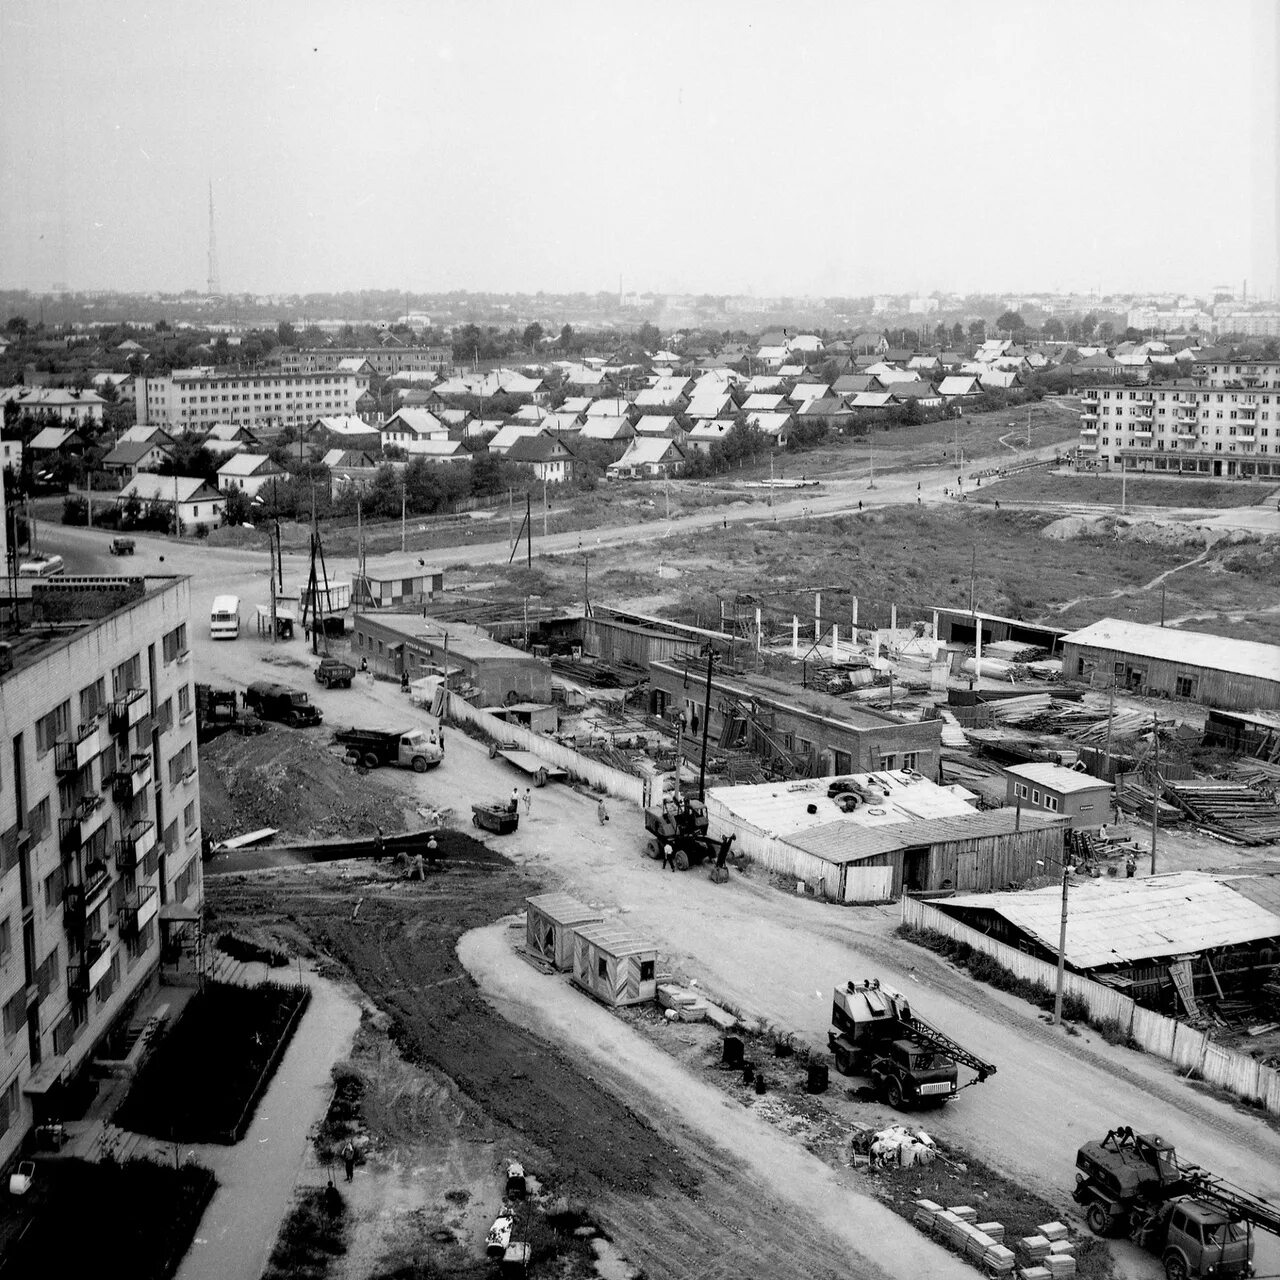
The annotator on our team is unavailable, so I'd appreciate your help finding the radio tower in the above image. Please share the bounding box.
[207,181,221,297]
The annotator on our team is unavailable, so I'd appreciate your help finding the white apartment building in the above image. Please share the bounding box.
[279,346,452,378]
[1078,359,1280,478]
[136,368,373,432]
[0,573,202,1169]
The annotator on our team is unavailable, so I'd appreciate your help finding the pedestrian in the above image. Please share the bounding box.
[916,481,921,492]
[342,1141,355,1182]
[597,798,609,825]
[522,787,532,817]
[994,499,1000,509]
[426,835,439,869]
[510,787,520,813]
[662,841,677,872]
[1125,854,1137,879]
[858,499,863,511]
[400,669,410,692]
[917,496,921,505]
[1099,823,1109,843]
[957,475,962,487]
[716,833,735,869]
[359,656,369,674]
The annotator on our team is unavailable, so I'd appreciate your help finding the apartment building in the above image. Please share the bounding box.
[1078,359,1280,477]
[278,346,453,378]
[135,367,374,432]
[0,573,202,1169]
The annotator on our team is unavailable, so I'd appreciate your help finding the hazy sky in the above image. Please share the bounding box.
[0,0,1272,299]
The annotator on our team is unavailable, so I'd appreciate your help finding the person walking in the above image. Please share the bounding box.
[342,1141,355,1182]
[661,841,677,872]
[715,833,735,870]
[510,787,520,814]
[597,798,609,825]
[1125,854,1137,879]
[359,656,369,674]
[522,787,532,817]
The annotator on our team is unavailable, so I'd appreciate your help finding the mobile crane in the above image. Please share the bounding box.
[1073,1126,1280,1280]
[827,977,997,1109]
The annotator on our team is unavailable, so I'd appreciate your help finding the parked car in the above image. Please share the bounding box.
[243,682,322,728]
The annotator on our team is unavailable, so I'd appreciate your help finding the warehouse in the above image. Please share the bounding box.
[570,923,658,1007]
[524,893,604,971]
[1004,762,1113,831]
[1062,618,1280,713]
[704,771,1066,901]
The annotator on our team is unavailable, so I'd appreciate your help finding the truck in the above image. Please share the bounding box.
[196,684,265,743]
[642,797,719,869]
[827,977,996,1109]
[314,656,355,689]
[243,682,323,728]
[334,726,443,772]
[1073,1126,1280,1280]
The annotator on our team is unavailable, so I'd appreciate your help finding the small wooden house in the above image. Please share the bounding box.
[570,922,658,1007]
[524,893,603,971]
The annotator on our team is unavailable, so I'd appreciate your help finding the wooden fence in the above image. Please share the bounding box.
[902,897,1280,1116]
[447,697,651,807]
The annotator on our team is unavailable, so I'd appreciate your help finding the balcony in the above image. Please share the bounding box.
[108,688,149,737]
[114,819,156,872]
[111,754,152,804]
[1078,441,1098,453]
[54,721,105,777]
[1132,425,1153,435]
[1174,430,1198,442]
[1080,410,1098,421]
[1133,397,1153,407]
[68,939,111,1001]
[1238,406,1258,419]
[1080,426,1098,436]
[58,794,110,855]
[119,886,158,936]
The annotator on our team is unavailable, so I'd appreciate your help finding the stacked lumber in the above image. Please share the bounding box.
[1165,780,1280,845]
[1114,777,1182,824]
[1072,708,1152,745]
[657,984,706,1023]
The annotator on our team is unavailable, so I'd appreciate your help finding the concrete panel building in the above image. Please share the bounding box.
[0,574,203,1170]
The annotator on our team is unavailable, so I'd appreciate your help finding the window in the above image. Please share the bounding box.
[126,917,154,963]
[0,1076,17,1134]
[174,855,197,903]
[43,866,63,914]
[35,948,58,1000]
[167,741,194,786]
[0,918,9,968]
[79,677,106,723]
[596,956,608,980]
[178,684,192,718]
[95,952,121,1008]
[1,992,24,1041]
[183,800,197,833]
[35,701,70,756]
[112,654,142,699]
[1175,674,1197,698]
[1014,783,1028,799]
[52,1010,81,1056]
[156,697,173,734]
[1045,795,1060,812]
[162,623,188,664]
[639,959,655,982]
[879,754,897,771]
[1032,790,1041,804]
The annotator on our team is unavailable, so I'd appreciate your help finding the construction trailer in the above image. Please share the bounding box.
[570,922,658,1007]
[524,893,604,972]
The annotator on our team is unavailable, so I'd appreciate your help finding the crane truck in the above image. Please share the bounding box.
[827,977,996,1109]
[1073,1126,1280,1280]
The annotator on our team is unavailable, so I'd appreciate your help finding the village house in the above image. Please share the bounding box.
[215,452,288,499]
[608,436,687,479]
[505,432,578,483]
[101,438,173,480]
[117,473,224,532]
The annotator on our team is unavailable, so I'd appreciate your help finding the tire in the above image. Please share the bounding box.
[1085,1203,1111,1237]
[1163,1254,1188,1280]
[646,840,661,860]
[883,1076,905,1109]
[488,744,498,759]
[674,850,690,871]
[412,756,427,773]
[472,814,480,828]
[362,753,379,769]
[535,767,548,788]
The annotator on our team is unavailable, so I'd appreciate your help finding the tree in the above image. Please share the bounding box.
[951,321,965,346]
[1041,317,1065,341]
[1079,313,1097,340]
[277,321,298,347]
[521,322,544,353]
[558,324,574,352]
[968,319,986,342]
[1097,321,1115,343]
[5,316,29,336]
[637,321,661,351]
[995,310,1024,336]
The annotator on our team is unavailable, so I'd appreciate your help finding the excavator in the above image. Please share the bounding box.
[1073,1126,1280,1280]
[827,978,997,1109]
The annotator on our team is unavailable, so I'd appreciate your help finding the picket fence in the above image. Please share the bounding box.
[902,897,1280,1116]
[448,697,651,807]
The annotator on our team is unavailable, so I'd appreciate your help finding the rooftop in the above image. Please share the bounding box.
[359,614,539,664]
[1004,761,1112,795]
[1063,618,1280,682]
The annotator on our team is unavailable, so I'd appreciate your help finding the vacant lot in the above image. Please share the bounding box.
[973,471,1278,510]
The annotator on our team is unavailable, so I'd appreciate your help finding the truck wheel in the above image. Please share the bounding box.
[362,753,379,769]
[1085,1204,1111,1236]
[412,756,427,773]
[488,744,498,759]
[883,1076,905,1109]
[472,814,480,828]
[646,840,661,859]
[674,850,690,871]
[535,767,548,787]
[1163,1254,1188,1280]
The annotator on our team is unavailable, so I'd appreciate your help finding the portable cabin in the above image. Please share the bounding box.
[524,893,603,971]
[570,922,658,1007]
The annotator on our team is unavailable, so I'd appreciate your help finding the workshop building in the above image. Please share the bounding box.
[1004,761,1113,830]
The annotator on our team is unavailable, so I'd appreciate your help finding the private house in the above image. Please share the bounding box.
[788,383,830,407]
[832,374,885,397]
[743,393,788,413]
[117,425,177,449]
[684,390,735,421]
[396,437,465,462]
[27,426,95,471]
[685,419,734,453]
[117,473,224,532]
[321,448,378,470]
[608,436,687,479]
[634,376,691,409]
[908,355,942,373]
[794,399,850,430]
[202,421,261,449]
[849,331,889,354]
[577,416,635,444]
[486,423,547,456]
[215,453,287,499]
[978,369,1022,391]
[585,397,633,418]
[540,411,586,436]
[382,408,447,446]
[101,438,173,480]
[939,375,982,400]
[311,415,382,452]
[888,381,944,409]
[748,411,796,443]
[505,432,578,483]
[744,375,785,394]
[631,415,682,437]
[1004,762,1113,831]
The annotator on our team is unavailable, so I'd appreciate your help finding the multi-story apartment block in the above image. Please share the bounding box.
[278,346,453,378]
[135,367,374,432]
[0,572,202,1169]
[1077,360,1280,478]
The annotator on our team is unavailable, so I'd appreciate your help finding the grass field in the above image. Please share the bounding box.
[972,471,1279,510]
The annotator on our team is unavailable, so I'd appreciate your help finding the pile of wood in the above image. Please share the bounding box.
[1165,780,1280,845]
[1114,777,1182,825]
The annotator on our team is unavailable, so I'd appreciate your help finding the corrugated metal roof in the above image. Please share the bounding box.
[786,809,1064,865]
[525,893,603,927]
[573,922,656,957]
[1063,618,1280,682]
[1004,762,1112,795]
[940,872,1280,968]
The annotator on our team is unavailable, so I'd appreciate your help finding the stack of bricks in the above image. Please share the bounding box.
[1037,1224,1075,1279]
[911,1199,1070,1279]
[1015,1233,1052,1280]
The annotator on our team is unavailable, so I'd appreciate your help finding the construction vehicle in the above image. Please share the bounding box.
[196,684,264,743]
[314,656,355,689]
[333,726,443,772]
[827,978,996,1109]
[642,797,719,869]
[243,682,323,728]
[1073,1126,1280,1280]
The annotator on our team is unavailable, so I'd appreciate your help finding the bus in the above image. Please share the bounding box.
[210,595,241,640]
[18,554,65,577]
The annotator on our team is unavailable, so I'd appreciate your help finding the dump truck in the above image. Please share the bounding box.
[827,977,996,1109]
[314,656,355,689]
[334,726,443,772]
[1073,1126,1280,1280]
[642,797,719,869]
[243,682,323,728]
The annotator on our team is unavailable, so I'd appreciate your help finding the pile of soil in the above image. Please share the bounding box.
[199,728,413,844]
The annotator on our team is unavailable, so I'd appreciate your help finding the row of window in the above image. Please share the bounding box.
[1096,438,1268,452]
[1012,782,1060,812]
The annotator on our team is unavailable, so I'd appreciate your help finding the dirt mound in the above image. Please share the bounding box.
[199,728,412,844]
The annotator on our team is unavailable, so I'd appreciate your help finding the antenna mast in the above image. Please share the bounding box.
[207,181,221,297]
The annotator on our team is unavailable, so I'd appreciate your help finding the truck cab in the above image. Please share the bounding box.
[1160,1199,1252,1280]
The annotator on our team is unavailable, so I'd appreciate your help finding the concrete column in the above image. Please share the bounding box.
[975,620,983,685]
[831,625,839,661]
[852,595,858,629]
[932,610,939,644]
[891,603,897,634]
[815,592,822,642]
[792,615,799,657]
[755,607,762,652]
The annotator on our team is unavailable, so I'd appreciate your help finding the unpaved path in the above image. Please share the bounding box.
[460,920,971,1280]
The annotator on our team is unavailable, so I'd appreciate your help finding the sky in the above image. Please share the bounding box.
[0,0,1273,300]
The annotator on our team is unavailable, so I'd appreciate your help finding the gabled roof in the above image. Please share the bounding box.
[103,440,170,467]
[322,448,377,468]
[748,411,795,436]
[938,375,982,396]
[506,433,576,464]
[384,408,446,437]
[205,421,257,442]
[796,397,849,417]
[1063,617,1280,681]
[889,380,940,400]
[314,415,378,436]
[832,374,883,395]
[1004,761,1112,795]
[585,397,632,417]
[788,383,829,404]
[119,424,176,446]
[120,473,221,504]
[687,419,734,440]
[28,426,79,451]
[632,415,680,436]
[217,452,282,478]
[850,392,895,409]
[578,416,634,441]
[612,436,686,466]
[487,423,546,451]
[743,393,787,412]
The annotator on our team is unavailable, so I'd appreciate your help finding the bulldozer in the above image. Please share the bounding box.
[1073,1126,1280,1280]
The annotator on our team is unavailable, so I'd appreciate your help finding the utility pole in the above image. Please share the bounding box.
[508,487,513,553]
[697,645,716,801]
[542,474,548,537]
[1103,677,1115,775]
[401,481,407,554]
[1053,861,1069,1025]
[525,493,531,569]
[868,435,875,489]
[1149,714,1160,876]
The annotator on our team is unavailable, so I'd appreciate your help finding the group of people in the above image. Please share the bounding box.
[508,787,534,816]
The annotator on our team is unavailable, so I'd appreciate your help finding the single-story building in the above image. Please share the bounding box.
[486,423,546,456]
[939,375,982,399]
[117,473,224,532]
[525,893,604,971]
[505,432,578,483]
[352,557,444,610]
[101,438,173,479]
[577,415,635,444]
[1063,617,1280,713]
[382,408,448,448]
[608,436,686,479]
[570,922,658,1007]
[310,415,382,452]
[748,411,796,443]
[1004,761,1113,830]
[216,452,287,499]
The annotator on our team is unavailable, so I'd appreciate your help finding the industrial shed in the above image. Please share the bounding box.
[571,923,658,1007]
[524,893,604,971]
[1063,618,1280,712]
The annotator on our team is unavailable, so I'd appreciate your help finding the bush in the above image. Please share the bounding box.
[62,495,88,525]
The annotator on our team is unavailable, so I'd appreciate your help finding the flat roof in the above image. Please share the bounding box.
[1063,618,1280,683]
[356,556,442,581]
[939,871,1280,969]
[1005,762,1112,795]
[357,614,540,664]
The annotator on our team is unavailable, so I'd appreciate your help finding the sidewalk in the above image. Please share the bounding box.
[175,969,363,1280]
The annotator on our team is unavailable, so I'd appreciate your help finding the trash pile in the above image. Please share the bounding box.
[853,1122,938,1168]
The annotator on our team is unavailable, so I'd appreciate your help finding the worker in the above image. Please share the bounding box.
[857,499,862,511]
[597,798,609,825]
[715,834,735,870]
[1099,823,1109,843]
[359,656,369,673]
[510,787,519,814]
[426,835,439,868]
[522,787,532,817]
[400,670,410,692]
[410,852,424,881]
[661,841,676,872]
[1125,854,1137,878]
[342,1141,356,1182]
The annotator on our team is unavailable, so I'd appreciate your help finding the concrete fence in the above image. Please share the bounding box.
[902,897,1280,1116]
[448,697,651,807]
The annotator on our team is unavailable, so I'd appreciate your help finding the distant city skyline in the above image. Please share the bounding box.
[1,1,1274,300]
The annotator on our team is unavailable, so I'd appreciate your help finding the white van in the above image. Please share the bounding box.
[18,554,65,577]
[210,594,241,640]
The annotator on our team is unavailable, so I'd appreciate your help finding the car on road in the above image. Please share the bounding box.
[109,537,136,555]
